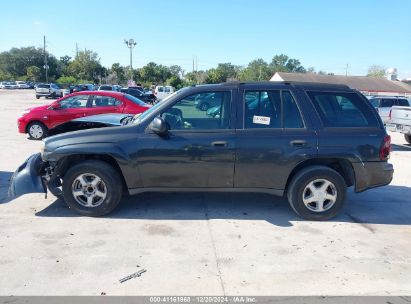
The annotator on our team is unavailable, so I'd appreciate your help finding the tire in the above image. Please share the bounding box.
[287,166,347,221]
[36,95,40,99]
[199,103,209,111]
[405,134,411,145]
[27,121,48,140]
[62,160,123,216]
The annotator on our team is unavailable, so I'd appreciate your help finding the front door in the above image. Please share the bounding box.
[234,86,317,191]
[49,94,90,128]
[137,90,236,188]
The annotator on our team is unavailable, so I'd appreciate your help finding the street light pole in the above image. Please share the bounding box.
[124,38,137,81]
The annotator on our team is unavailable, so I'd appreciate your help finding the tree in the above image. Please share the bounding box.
[206,63,240,83]
[367,65,385,77]
[239,58,270,81]
[269,54,306,73]
[56,76,76,87]
[26,66,41,81]
[110,63,126,84]
[0,46,60,82]
[66,50,104,83]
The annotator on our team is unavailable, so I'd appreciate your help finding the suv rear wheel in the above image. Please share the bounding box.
[62,160,123,216]
[287,166,347,220]
[405,134,411,144]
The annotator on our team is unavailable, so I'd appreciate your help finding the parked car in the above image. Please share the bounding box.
[98,85,121,92]
[386,106,411,144]
[47,113,134,137]
[9,82,393,220]
[0,82,12,89]
[120,87,157,104]
[195,92,223,111]
[35,83,63,99]
[17,91,150,139]
[0,81,18,89]
[368,96,410,124]
[16,81,30,89]
[155,85,175,100]
[71,84,95,93]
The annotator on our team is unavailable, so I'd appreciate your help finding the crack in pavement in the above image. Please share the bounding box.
[202,193,226,296]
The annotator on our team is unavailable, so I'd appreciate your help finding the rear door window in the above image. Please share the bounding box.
[244,90,304,129]
[380,99,395,107]
[307,91,379,127]
[91,96,122,107]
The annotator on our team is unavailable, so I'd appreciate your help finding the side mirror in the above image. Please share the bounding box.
[150,116,169,136]
[50,102,61,110]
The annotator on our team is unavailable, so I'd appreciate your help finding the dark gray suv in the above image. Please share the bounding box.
[9,81,393,220]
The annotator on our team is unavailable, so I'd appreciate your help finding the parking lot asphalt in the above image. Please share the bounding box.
[0,89,410,296]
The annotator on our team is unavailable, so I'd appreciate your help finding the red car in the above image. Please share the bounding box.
[18,91,150,139]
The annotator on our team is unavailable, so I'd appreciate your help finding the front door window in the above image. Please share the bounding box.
[161,91,231,130]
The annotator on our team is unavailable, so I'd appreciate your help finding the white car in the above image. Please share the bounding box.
[16,81,30,89]
[35,83,63,99]
[369,96,410,125]
[386,106,411,144]
[155,85,175,101]
[0,81,18,89]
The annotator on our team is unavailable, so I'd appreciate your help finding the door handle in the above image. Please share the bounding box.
[211,141,228,147]
[290,140,307,147]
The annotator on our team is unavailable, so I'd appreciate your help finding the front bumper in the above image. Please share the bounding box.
[8,153,46,198]
[352,161,394,192]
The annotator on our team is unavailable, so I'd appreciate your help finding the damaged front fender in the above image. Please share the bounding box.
[8,153,47,198]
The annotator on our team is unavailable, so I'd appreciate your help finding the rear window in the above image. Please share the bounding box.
[99,86,112,90]
[37,84,50,89]
[307,91,379,127]
[124,94,148,107]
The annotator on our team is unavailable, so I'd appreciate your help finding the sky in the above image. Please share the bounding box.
[1,0,410,78]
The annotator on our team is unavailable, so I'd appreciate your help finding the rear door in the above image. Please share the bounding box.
[85,95,124,116]
[234,84,317,190]
[307,91,384,162]
[379,98,395,124]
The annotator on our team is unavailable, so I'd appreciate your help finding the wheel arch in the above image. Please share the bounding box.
[25,120,48,133]
[285,158,355,191]
[53,154,129,192]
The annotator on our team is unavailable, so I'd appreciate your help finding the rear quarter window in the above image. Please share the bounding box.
[397,99,410,106]
[307,91,379,127]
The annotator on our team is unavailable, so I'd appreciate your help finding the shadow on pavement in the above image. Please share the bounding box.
[0,171,13,204]
[392,143,411,151]
[35,185,411,227]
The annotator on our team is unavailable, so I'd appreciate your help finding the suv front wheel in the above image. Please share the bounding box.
[62,160,123,216]
[287,166,347,220]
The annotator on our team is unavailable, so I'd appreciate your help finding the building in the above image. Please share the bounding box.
[271,72,411,97]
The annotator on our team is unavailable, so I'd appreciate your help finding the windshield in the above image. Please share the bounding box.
[133,88,188,124]
[124,94,149,106]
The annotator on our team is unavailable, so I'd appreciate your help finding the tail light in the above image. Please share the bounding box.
[379,135,391,160]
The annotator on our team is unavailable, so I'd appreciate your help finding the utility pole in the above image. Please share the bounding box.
[345,63,349,76]
[75,43,78,58]
[43,35,49,83]
[124,39,137,82]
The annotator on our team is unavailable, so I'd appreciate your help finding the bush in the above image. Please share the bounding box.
[56,76,77,88]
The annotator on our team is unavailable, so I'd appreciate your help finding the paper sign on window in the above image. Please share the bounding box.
[253,115,270,125]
